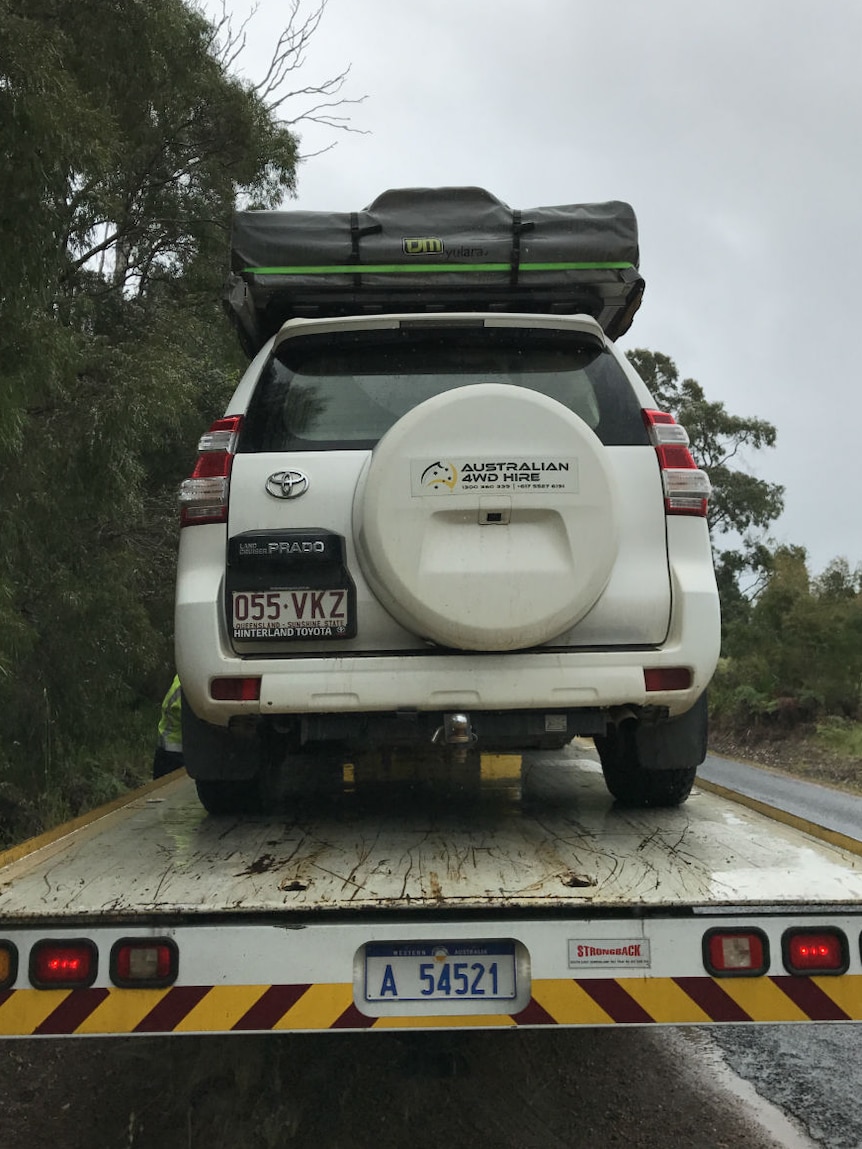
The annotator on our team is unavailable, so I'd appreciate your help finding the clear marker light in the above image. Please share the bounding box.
[703,929,768,976]
[111,939,178,987]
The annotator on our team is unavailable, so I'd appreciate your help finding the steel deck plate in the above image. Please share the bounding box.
[2,747,862,922]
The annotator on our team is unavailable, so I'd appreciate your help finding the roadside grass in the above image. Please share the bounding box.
[0,706,156,851]
[813,716,862,760]
[710,716,862,796]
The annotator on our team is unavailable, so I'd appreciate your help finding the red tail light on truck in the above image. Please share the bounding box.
[783,929,849,975]
[29,940,97,988]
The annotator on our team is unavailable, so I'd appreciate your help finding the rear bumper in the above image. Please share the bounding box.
[176,518,721,727]
[177,609,720,727]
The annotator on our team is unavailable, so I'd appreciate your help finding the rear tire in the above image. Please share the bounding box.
[595,708,703,808]
[599,749,697,807]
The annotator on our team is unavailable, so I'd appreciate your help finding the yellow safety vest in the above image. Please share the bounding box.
[157,675,182,753]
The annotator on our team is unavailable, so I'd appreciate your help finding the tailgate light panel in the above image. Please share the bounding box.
[0,923,859,1025]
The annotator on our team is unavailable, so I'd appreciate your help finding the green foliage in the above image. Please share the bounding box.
[712,548,862,727]
[626,349,784,541]
[0,0,303,842]
[626,348,785,642]
[0,706,157,850]
[626,350,862,729]
[814,716,862,760]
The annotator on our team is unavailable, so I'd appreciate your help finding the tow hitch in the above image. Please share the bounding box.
[432,713,477,762]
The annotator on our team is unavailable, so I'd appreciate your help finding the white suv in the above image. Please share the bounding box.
[176,308,720,813]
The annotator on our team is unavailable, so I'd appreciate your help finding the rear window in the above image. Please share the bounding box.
[239,326,648,452]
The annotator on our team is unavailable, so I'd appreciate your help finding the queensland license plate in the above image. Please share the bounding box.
[231,589,350,640]
[364,941,517,1003]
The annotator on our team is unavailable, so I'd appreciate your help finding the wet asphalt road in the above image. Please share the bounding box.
[700,754,862,840]
[699,757,862,1148]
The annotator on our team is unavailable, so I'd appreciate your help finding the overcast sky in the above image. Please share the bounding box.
[212,0,861,575]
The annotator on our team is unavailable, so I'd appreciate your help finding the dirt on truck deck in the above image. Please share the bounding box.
[0,1028,792,1149]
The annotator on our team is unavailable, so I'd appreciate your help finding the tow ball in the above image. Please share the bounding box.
[431,713,477,763]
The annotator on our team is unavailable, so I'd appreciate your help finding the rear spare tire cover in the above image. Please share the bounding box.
[353,383,619,651]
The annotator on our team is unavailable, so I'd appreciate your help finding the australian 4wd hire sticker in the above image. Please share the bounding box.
[411,457,579,496]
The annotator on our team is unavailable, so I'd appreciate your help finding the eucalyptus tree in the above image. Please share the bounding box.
[0,0,354,835]
[627,348,784,634]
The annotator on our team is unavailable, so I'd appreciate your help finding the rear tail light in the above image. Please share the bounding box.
[703,929,769,976]
[642,409,710,517]
[30,940,97,988]
[783,929,848,975]
[111,939,178,988]
[179,415,243,527]
[210,676,261,702]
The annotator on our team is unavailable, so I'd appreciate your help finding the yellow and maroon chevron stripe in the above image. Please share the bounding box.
[1,975,861,1035]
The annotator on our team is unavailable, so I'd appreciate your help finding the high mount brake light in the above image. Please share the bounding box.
[179,416,243,527]
[642,409,710,518]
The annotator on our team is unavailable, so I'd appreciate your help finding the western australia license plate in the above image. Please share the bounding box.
[364,941,518,1004]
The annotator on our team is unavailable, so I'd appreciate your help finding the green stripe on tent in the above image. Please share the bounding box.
[243,261,635,275]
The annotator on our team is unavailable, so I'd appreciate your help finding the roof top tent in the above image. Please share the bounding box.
[225,187,644,357]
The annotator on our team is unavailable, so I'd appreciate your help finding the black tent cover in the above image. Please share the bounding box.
[225,187,644,356]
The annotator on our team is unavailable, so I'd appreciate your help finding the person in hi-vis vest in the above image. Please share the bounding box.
[153,675,183,779]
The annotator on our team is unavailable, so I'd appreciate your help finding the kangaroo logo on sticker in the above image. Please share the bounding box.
[420,460,459,490]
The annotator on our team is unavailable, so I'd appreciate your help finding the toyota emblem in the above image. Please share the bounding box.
[265,470,310,499]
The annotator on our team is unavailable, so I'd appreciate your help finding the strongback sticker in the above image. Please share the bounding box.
[568,939,651,969]
[411,457,579,496]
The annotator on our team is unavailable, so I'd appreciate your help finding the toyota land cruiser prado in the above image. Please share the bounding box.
[175,189,720,813]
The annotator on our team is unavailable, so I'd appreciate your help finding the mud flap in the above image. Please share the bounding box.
[181,695,262,780]
[635,693,708,772]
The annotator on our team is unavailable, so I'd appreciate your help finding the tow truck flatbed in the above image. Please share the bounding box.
[1,746,861,1035]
